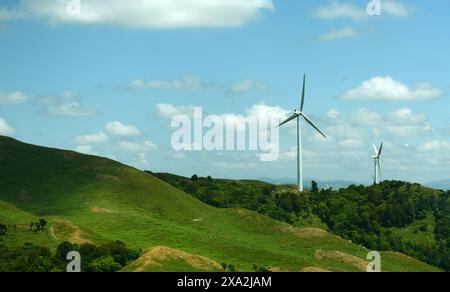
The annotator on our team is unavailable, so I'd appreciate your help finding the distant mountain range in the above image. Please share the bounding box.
[424,180,450,191]
[259,177,361,190]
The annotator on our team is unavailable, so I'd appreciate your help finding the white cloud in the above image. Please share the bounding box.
[153,101,448,182]
[132,76,271,94]
[383,1,412,17]
[156,103,196,119]
[115,140,158,168]
[231,80,269,93]
[138,153,150,166]
[0,91,29,104]
[278,107,443,182]
[118,140,158,153]
[40,91,97,117]
[312,1,412,21]
[326,107,432,139]
[312,2,366,21]
[349,108,383,126]
[106,121,141,137]
[8,0,273,29]
[245,103,288,121]
[385,108,432,137]
[75,145,96,155]
[420,140,450,152]
[143,140,158,151]
[341,76,443,101]
[319,27,359,41]
[416,140,450,169]
[47,102,97,117]
[0,118,15,135]
[130,76,203,90]
[75,132,109,145]
[202,103,288,139]
[159,102,288,126]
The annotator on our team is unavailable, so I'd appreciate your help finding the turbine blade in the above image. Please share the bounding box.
[373,144,379,156]
[378,142,384,158]
[300,74,306,112]
[277,113,299,128]
[300,113,327,139]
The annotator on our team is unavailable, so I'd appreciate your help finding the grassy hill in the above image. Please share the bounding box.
[151,172,326,228]
[0,136,440,272]
[154,173,450,271]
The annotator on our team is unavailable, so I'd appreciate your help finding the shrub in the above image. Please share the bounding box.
[87,256,122,272]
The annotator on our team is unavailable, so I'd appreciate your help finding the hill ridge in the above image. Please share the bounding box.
[0,136,441,272]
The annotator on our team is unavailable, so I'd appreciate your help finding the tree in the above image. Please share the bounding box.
[0,224,7,241]
[191,174,199,181]
[207,176,213,182]
[39,219,47,230]
[56,241,75,262]
[435,215,450,242]
[262,186,274,196]
[185,183,198,194]
[87,256,122,272]
[311,181,319,193]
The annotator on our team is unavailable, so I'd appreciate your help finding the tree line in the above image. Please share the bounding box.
[0,240,140,272]
[0,218,48,241]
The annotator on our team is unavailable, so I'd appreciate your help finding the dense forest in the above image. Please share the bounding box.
[152,173,450,271]
[312,182,449,271]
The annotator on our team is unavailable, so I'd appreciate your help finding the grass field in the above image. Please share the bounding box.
[0,136,440,272]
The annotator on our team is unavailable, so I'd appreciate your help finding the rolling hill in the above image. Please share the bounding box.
[0,135,440,272]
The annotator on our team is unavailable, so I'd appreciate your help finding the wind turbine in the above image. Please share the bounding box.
[372,143,383,184]
[278,74,327,192]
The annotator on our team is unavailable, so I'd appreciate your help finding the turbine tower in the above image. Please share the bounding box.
[372,143,383,184]
[278,75,327,192]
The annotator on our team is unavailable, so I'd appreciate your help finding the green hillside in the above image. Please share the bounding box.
[0,136,440,272]
[154,173,450,271]
[152,172,325,228]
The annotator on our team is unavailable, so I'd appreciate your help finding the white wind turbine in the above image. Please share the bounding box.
[278,74,327,192]
[372,143,383,184]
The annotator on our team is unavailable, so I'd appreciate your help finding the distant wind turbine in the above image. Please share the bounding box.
[278,75,327,192]
[372,143,383,184]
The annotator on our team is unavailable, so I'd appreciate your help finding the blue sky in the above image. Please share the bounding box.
[0,0,449,183]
